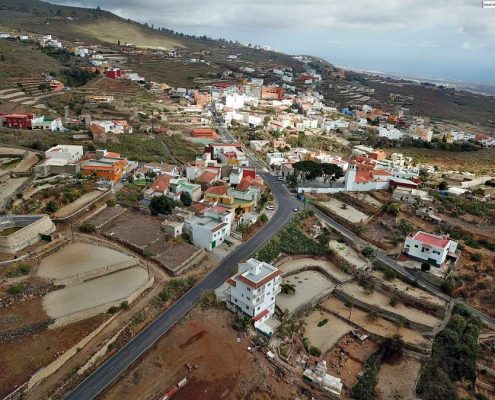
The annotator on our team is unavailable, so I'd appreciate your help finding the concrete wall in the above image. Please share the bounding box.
[0,215,55,253]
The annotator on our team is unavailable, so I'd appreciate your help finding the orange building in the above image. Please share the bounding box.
[81,150,127,183]
[192,128,220,140]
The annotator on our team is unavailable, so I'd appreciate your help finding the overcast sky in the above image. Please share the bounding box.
[52,0,495,84]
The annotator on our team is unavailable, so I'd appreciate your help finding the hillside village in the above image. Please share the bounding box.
[1,2,495,400]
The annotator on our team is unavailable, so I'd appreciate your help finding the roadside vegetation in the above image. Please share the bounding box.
[256,210,332,262]
[416,304,480,400]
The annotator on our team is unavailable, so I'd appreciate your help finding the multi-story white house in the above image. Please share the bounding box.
[226,258,282,334]
[266,152,285,166]
[404,231,458,267]
[185,206,232,250]
[45,145,83,163]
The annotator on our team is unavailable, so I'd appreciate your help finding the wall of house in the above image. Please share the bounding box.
[404,237,447,266]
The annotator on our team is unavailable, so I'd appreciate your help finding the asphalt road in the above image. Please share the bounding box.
[64,147,298,400]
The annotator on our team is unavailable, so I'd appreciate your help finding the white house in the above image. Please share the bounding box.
[186,205,232,250]
[404,231,458,267]
[45,145,83,163]
[378,126,403,140]
[225,93,245,110]
[226,258,282,335]
[266,152,285,166]
[31,116,64,132]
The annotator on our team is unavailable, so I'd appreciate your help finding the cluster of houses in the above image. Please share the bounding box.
[0,113,65,131]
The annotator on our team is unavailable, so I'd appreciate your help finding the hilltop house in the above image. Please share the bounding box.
[226,258,282,335]
[403,231,458,267]
[185,205,233,250]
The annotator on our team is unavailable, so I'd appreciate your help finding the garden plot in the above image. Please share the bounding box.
[276,270,335,315]
[346,192,383,209]
[318,198,370,223]
[372,270,446,308]
[329,240,368,269]
[37,242,138,281]
[340,281,442,329]
[52,190,103,218]
[42,267,150,320]
[277,257,351,282]
[321,297,431,348]
[303,310,352,354]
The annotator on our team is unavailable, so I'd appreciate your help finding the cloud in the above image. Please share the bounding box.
[51,0,495,36]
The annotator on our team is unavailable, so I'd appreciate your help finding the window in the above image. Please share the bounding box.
[245,305,249,310]
[414,244,419,248]
[247,287,251,292]
[257,306,260,310]
[271,297,274,300]
[246,297,250,301]
[234,298,237,303]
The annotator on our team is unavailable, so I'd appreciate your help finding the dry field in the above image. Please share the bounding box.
[101,307,303,400]
[375,357,423,400]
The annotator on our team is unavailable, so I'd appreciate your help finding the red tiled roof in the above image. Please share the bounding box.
[252,309,269,322]
[210,205,229,214]
[413,232,450,248]
[195,171,217,184]
[190,202,208,214]
[226,277,236,287]
[236,175,264,192]
[151,174,171,192]
[205,185,228,195]
[370,170,392,177]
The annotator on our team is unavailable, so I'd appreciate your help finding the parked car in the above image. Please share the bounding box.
[293,207,299,212]
[266,205,275,210]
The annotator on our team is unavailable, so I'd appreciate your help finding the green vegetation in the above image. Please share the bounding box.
[6,264,31,278]
[256,211,332,262]
[361,246,375,259]
[416,305,480,400]
[106,198,116,207]
[180,191,192,206]
[7,283,26,295]
[317,319,329,327]
[116,183,143,208]
[309,346,322,357]
[421,262,431,272]
[79,222,96,233]
[350,348,384,400]
[397,219,414,235]
[149,195,176,216]
[280,283,296,294]
[293,160,344,181]
[386,202,401,216]
[199,289,217,310]
[259,213,268,223]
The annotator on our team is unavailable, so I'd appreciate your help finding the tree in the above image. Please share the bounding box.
[259,213,268,223]
[383,334,405,363]
[280,283,296,294]
[421,262,431,271]
[397,219,414,235]
[387,202,401,216]
[46,200,59,212]
[438,181,449,191]
[149,195,174,216]
[361,246,375,259]
[180,191,192,206]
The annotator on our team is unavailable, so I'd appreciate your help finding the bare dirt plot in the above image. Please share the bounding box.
[13,151,38,172]
[375,357,422,400]
[101,308,301,400]
[277,257,351,282]
[303,310,352,354]
[0,177,29,210]
[42,267,149,319]
[151,242,201,271]
[340,281,442,328]
[0,315,105,398]
[329,240,368,269]
[0,296,47,332]
[102,211,163,249]
[346,192,384,209]
[325,334,379,389]
[321,297,430,348]
[276,271,335,315]
[52,190,103,218]
[372,271,446,308]
[85,204,126,228]
[37,242,136,280]
[318,199,370,223]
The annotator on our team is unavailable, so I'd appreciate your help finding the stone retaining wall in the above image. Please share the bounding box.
[163,248,207,276]
[332,288,434,333]
[0,319,54,344]
[0,214,55,253]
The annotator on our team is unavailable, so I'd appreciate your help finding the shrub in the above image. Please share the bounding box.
[470,253,482,262]
[199,289,217,309]
[309,346,322,357]
[421,262,431,272]
[131,309,147,325]
[441,278,456,295]
[108,306,119,314]
[120,301,129,310]
[383,269,396,281]
[353,224,367,236]
[317,319,329,327]
[79,223,96,233]
[158,289,170,302]
[361,246,374,259]
[6,264,31,278]
[7,283,26,295]
[351,349,383,399]
[397,219,414,235]
[387,202,401,216]
[259,213,268,223]
[389,295,400,307]
[106,198,116,207]
[46,200,59,212]
[180,191,192,206]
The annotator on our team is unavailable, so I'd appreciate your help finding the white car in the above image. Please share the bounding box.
[266,205,275,210]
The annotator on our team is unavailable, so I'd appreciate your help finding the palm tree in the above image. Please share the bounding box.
[281,283,296,295]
